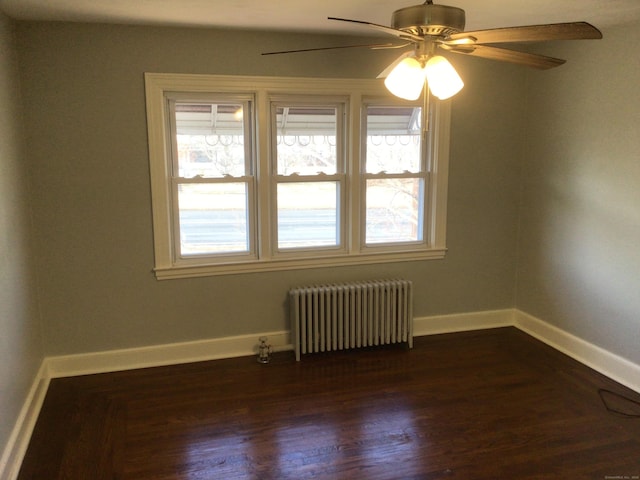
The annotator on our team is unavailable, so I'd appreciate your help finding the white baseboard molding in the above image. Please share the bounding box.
[46,330,292,379]
[514,310,640,394]
[45,310,517,379]
[413,309,514,337]
[4,308,639,480]
[0,362,49,480]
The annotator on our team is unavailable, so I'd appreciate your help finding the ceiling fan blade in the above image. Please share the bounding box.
[446,21,602,45]
[261,43,399,56]
[376,51,414,79]
[328,16,423,43]
[445,44,566,70]
[372,42,413,50]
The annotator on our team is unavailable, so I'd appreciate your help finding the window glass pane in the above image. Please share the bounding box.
[366,106,421,174]
[175,103,247,178]
[276,106,337,175]
[365,178,423,244]
[178,183,249,255]
[277,182,338,249]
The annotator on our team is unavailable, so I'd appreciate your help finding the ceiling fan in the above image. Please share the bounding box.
[263,0,602,102]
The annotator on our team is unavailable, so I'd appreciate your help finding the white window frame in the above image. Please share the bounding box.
[167,92,257,264]
[145,73,451,279]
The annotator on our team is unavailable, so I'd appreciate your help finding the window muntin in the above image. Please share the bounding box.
[363,105,426,246]
[145,74,450,279]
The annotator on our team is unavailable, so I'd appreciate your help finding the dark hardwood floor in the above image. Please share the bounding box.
[18,327,640,479]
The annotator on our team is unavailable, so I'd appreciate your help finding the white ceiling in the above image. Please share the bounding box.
[1,0,639,35]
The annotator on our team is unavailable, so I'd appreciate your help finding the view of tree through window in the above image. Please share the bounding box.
[364,105,424,245]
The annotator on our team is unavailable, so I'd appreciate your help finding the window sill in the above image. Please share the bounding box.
[153,249,447,280]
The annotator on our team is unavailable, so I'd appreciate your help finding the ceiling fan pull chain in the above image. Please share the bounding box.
[422,82,430,133]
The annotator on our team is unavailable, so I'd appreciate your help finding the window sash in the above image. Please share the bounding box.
[171,177,257,262]
[274,180,342,252]
[363,176,426,246]
[167,95,257,264]
[360,100,428,250]
[270,98,347,257]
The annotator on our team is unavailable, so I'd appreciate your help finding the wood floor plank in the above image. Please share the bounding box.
[18,328,640,479]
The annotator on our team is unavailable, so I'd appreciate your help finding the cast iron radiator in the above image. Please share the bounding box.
[289,279,413,361]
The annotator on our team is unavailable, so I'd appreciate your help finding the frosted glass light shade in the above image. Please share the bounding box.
[425,56,464,100]
[384,57,425,101]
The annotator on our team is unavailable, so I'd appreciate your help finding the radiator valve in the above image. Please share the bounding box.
[257,336,272,364]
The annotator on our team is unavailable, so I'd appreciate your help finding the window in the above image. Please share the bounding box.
[272,100,345,252]
[145,74,451,279]
[363,104,425,246]
[171,97,255,261]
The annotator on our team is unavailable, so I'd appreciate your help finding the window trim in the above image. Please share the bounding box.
[145,73,451,280]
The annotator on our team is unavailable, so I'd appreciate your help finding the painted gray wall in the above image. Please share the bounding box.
[0,12,43,464]
[517,22,640,365]
[15,22,524,355]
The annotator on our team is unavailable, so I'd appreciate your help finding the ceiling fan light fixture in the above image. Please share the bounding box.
[384,56,425,101]
[425,55,464,100]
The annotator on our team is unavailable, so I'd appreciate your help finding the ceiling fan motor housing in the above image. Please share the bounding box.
[392,3,466,37]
